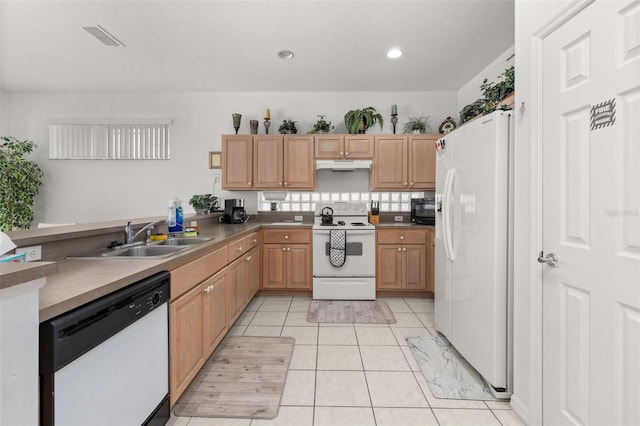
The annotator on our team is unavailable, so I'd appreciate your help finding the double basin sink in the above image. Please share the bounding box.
[75,237,212,260]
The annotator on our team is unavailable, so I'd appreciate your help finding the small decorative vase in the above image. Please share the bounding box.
[250,120,259,135]
[358,119,367,134]
[232,113,242,134]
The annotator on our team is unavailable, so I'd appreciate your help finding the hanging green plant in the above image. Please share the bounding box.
[344,107,383,134]
[0,136,43,231]
[459,66,515,124]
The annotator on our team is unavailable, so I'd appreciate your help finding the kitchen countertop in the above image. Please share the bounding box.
[38,222,263,322]
[6,219,423,322]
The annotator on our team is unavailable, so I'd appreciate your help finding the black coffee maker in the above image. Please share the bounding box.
[224,199,247,224]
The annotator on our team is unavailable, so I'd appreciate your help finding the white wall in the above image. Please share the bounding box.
[6,91,456,224]
[457,45,515,114]
[0,90,6,136]
[511,1,572,424]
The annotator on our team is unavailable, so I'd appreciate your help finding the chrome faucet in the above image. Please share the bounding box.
[124,220,166,245]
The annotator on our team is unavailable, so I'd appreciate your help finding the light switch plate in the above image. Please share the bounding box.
[394,216,403,222]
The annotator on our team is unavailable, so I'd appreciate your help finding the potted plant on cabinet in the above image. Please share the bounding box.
[344,107,384,134]
[0,136,43,231]
[402,115,433,134]
[189,194,218,214]
[278,119,298,134]
[310,115,334,134]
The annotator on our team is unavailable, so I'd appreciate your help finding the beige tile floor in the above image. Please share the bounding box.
[168,296,525,426]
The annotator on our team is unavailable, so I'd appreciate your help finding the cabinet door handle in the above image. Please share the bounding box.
[279,182,282,186]
[345,151,349,156]
[404,182,408,186]
[284,235,289,240]
[282,247,286,251]
[397,247,402,252]
[339,151,344,156]
[284,182,288,186]
[409,182,414,186]
[403,247,407,252]
[246,255,251,261]
[237,246,243,251]
[287,247,291,251]
[248,182,252,186]
[400,235,404,240]
[252,239,257,243]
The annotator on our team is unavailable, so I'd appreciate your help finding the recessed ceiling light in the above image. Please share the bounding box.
[386,48,403,59]
[277,50,295,60]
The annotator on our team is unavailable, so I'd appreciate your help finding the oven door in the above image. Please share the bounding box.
[312,229,375,277]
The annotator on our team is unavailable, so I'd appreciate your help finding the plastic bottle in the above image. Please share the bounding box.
[168,198,183,233]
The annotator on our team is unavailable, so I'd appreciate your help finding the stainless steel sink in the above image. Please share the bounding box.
[102,245,187,258]
[158,237,212,246]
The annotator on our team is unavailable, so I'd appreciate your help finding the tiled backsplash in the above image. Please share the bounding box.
[258,191,431,212]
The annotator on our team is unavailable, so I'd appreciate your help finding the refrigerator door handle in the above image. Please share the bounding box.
[442,168,456,261]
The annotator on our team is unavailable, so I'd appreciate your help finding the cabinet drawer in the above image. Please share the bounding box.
[246,232,259,249]
[262,229,311,244]
[228,237,247,261]
[171,246,228,300]
[377,229,426,245]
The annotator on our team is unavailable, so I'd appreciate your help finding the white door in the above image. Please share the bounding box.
[542,1,640,425]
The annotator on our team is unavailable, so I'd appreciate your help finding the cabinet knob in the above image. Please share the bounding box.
[279,182,283,186]
[284,182,288,186]
[237,246,243,251]
[409,182,414,186]
[284,235,289,240]
[282,247,286,251]
[400,235,404,240]
[246,255,251,261]
[404,182,408,186]
[252,238,257,243]
[248,182,252,185]
[287,247,291,251]
[398,247,402,252]
[403,247,407,252]
[345,152,349,156]
[339,151,344,155]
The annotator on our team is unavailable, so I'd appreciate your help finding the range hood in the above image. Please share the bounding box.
[315,159,372,171]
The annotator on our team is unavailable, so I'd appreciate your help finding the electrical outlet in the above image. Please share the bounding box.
[294,215,303,222]
[16,245,42,262]
[394,216,404,222]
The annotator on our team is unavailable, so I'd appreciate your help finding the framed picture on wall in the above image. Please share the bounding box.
[209,151,221,169]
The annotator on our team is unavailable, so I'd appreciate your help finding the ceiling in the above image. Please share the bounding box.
[0,0,515,93]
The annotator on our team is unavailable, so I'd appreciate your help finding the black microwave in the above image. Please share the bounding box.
[411,198,435,225]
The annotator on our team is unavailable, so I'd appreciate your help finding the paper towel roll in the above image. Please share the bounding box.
[0,232,17,256]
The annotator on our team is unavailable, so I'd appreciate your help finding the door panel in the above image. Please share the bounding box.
[542,2,640,424]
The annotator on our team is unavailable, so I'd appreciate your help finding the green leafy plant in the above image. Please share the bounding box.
[310,115,334,134]
[402,115,432,134]
[189,194,217,214]
[278,119,298,134]
[0,136,43,231]
[344,107,384,134]
[459,66,515,124]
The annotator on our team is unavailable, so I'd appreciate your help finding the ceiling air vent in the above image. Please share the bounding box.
[82,25,125,47]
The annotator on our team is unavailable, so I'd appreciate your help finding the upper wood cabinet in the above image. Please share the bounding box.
[371,134,438,190]
[223,134,314,190]
[315,134,374,159]
[222,135,253,190]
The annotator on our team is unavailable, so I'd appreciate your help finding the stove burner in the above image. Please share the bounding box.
[350,222,368,226]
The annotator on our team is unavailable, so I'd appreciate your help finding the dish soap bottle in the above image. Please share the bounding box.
[168,198,184,233]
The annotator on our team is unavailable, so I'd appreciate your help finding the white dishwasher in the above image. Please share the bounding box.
[39,271,170,426]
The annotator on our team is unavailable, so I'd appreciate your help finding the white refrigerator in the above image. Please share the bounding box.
[434,110,513,397]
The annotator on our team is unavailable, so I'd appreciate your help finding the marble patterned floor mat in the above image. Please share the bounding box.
[306,300,396,324]
[173,336,295,419]
[407,335,498,400]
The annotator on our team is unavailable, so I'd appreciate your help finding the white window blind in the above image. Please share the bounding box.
[49,119,171,160]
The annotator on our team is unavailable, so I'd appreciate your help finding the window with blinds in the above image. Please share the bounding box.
[49,119,171,160]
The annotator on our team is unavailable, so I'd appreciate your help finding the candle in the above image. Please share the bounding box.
[265,108,271,119]
[391,104,397,115]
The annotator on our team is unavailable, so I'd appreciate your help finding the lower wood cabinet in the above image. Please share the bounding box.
[170,269,227,405]
[376,229,429,291]
[426,228,434,293]
[227,246,259,325]
[261,229,312,290]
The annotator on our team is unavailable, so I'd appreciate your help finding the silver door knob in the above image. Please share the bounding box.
[537,251,559,267]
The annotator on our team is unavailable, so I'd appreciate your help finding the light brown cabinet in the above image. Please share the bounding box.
[222,135,253,190]
[227,246,259,325]
[371,134,438,190]
[252,135,315,190]
[261,229,312,290]
[170,268,227,405]
[376,229,428,291]
[426,228,434,293]
[315,134,374,159]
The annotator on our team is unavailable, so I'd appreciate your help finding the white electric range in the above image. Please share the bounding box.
[312,203,376,300]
